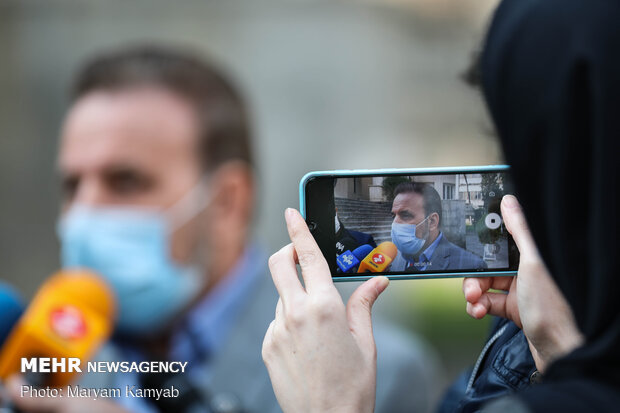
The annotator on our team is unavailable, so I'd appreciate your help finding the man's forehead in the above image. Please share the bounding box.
[59,88,199,172]
[392,192,424,211]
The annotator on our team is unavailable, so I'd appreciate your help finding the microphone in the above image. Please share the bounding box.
[0,270,115,387]
[0,282,24,348]
[336,244,373,273]
[357,242,398,273]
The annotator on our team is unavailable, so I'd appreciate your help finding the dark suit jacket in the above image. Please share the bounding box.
[347,229,377,248]
[391,235,487,272]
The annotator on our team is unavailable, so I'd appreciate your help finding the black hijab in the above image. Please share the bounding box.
[481,0,620,410]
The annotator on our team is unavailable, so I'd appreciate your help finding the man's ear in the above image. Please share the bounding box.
[209,161,255,233]
[429,212,440,232]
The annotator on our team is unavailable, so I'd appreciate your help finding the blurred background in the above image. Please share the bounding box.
[0,0,502,401]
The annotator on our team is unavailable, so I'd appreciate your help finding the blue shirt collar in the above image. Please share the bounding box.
[110,244,266,413]
[168,244,265,366]
[416,232,443,269]
[114,244,265,364]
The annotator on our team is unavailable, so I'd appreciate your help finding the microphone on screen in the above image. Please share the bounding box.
[336,244,374,273]
[335,236,359,256]
[357,242,398,273]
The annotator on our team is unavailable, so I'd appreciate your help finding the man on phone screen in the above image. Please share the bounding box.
[390,182,487,272]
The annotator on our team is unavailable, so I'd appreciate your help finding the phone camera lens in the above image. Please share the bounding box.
[307,221,318,232]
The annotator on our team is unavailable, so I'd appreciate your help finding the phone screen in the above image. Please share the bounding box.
[303,169,519,279]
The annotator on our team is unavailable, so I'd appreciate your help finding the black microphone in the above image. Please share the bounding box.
[335,236,359,256]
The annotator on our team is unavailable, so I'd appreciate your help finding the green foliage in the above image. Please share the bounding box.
[382,176,411,202]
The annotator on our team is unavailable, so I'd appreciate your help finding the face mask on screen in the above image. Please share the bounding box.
[57,181,212,336]
[391,215,430,256]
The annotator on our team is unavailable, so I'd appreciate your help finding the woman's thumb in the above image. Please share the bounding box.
[346,276,389,349]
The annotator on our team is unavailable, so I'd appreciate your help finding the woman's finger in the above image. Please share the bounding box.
[269,243,306,303]
[284,208,333,293]
[468,291,521,328]
[347,276,389,350]
[463,277,492,302]
[463,275,514,304]
[501,195,539,259]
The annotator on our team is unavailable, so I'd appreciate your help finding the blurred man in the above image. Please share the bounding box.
[6,46,437,413]
[390,182,486,272]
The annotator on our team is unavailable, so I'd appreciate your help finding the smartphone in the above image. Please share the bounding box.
[300,165,519,281]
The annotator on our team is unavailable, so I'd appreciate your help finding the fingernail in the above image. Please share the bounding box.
[285,208,294,219]
[473,303,485,317]
[503,194,519,209]
[376,276,390,293]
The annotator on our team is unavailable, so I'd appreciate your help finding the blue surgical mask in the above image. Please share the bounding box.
[391,216,430,256]
[57,183,211,336]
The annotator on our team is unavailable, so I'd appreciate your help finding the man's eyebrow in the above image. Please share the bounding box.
[102,163,142,173]
[100,163,155,178]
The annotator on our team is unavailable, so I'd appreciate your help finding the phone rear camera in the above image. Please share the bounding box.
[307,221,318,232]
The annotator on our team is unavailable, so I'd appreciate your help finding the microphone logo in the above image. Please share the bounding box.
[356,242,397,274]
[50,305,87,340]
[342,254,355,266]
[372,253,385,265]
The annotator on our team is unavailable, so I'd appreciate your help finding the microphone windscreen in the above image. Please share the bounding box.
[0,270,116,387]
[352,244,373,261]
[357,242,399,274]
[376,241,398,259]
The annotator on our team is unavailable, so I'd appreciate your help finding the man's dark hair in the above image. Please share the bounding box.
[71,45,253,172]
[393,182,442,226]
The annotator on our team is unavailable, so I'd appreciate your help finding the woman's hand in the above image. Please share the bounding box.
[262,208,389,413]
[463,195,583,372]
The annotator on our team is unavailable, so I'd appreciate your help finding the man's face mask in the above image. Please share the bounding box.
[391,215,430,256]
[57,181,211,336]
